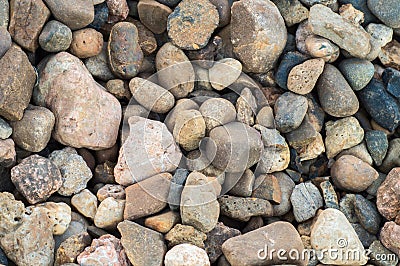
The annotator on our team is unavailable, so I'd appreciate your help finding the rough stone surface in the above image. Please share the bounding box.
[275,92,308,133]
[381,139,400,173]
[0,0,9,27]
[0,139,16,168]
[0,27,11,60]
[219,195,273,222]
[367,0,400,28]
[145,211,180,234]
[34,202,72,235]
[320,180,339,209]
[173,109,206,151]
[380,222,400,257]
[0,192,25,238]
[291,182,323,222]
[71,189,98,219]
[379,40,400,71]
[55,232,92,266]
[354,194,381,234]
[96,184,125,202]
[275,51,308,90]
[369,240,399,266]
[165,243,210,266]
[287,58,324,95]
[168,169,189,211]
[365,130,388,166]
[39,20,72,52]
[252,174,281,203]
[94,197,124,229]
[70,28,103,58]
[165,224,207,248]
[338,141,373,165]
[106,0,129,23]
[377,168,400,221]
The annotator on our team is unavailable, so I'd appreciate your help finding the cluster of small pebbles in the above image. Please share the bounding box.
[1,0,400,265]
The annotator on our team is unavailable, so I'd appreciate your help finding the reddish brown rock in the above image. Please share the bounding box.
[380,222,400,256]
[0,139,16,168]
[252,174,282,204]
[138,0,172,34]
[144,211,180,233]
[70,28,103,58]
[377,168,400,221]
[106,0,129,23]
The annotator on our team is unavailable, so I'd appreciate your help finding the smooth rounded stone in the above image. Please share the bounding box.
[180,172,220,233]
[379,40,400,70]
[305,36,340,62]
[165,243,210,266]
[358,79,400,131]
[165,99,199,132]
[317,64,359,118]
[225,169,255,197]
[11,155,62,204]
[324,116,364,159]
[256,106,274,129]
[275,52,309,90]
[295,20,316,55]
[365,130,388,166]
[0,44,35,121]
[122,22,153,57]
[252,174,281,204]
[340,193,358,223]
[290,182,323,222]
[287,58,324,95]
[35,52,121,150]
[129,77,175,114]
[219,195,273,222]
[69,28,102,59]
[165,224,207,248]
[0,26,11,59]
[272,0,308,27]
[55,232,92,266]
[381,139,400,173]
[199,98,236,133]
[377,168,400,220]
[275,92,308,133]
[354,194,381,234]
[223,221,307,266]
[94,197,124,229]
[382,68,400,99]
[366,23,393,48]
[156,42,195,98]
[71,189,98,219]
[85,45,115,81]
[173,110,206,151]
[338,142,373,165]
[206,122,263,173]
[39,20,72,52]
[309,4,371,58]
[209,0,230,27]
[77,234,130,266]
[209,58,242,91]
[33,202,71,235]
[0,207,54,266]
[311,208,367,265]
[194,65,213,90]
[145,211,180,233]
[0,192,25,237]
[352,223,377,248]
[138,0,171,34]
[331,155,379,192]
[367,0,400,28]
[167,0,218,50]
[236,88,257,126]
[0,139,15,168]
[10,105,55,152]
[106,0,129,22]
[320,180,339,209]
[370,240,399,266]
[118,220,167,266]
[43,0,94,30]
[89,2,108,30]
[0,0,9,27]
[124,173,171,220]
[96,184,125,202]
[380,222,400,257]
[337,58,374,91]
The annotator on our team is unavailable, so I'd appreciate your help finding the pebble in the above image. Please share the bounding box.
[94,197,124,229]
[320,180,339,209]
[210,0,230,27]
[0,247,6,266]
[275,52,308,90]
[236,88,257,126]
[106,0,129,23]
[69,28,103,58]
[165,224,207,248]
[354,194,381,234]
[124,173,171,220]
[379,40,400,70]
[380,139,400,173]
[380,222,400,257]
[377,168,400,221]
[369,240,399,266]
[209,58,242,91]
[34,202,72,235]
[252,174,282,203]
[85,45,115,81]
[340,0,377,25]
[339,3,364,24]
[275,92,308,133]
[311,208,367,265]
[0,139,15,168]
[287,58,324,95]
[273,0,308,27]
[219,195,273,222]
[382,68,400,99]
[316,64,359,118]
[305,36,340,62]
[118,220,167,266]
[367,172,386,197]
[365,130,388,166]
[285,114,317,149]
[43,0,94,30]
[130,19,158,55]
[165,99,199,131]
[71,189,98,219]
[338,141,373,165]
[338,58,375,91]
[39,20,73,52]
[145,211,180,233]
[199,98,236,132]
[340,193,358,223]
[367,23,393,47]
[108,22,143,79]
[367,0,400,28]
[331,155,378,192]
[324,116,364,159]
[55,232,92,266]
[0,192,25,237]
[54,212,88,250]
[0,0,8,27]
[0,27,11,59]
[89,2,108,30]
[168,169,189,211]
[138,0,172,34]
[255,106,274,129]
[231,0,287,73]
[173,110,206,151]
[96,184,125,201]
[352,223,377,247]
[165,243,210,266]
[167,0,218,50]
[290,182,323,222]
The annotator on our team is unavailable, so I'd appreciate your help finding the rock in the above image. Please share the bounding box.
[324,116,364,159]
[275,92,308,133]
[379,40,400,71]
[0,247,7,266]
[130,19,157,55]
[168,169,189,211]
[115,117,181,186]
[49,148,92,196]
[340,0,377,25]
[380,222,400,257]
[8,0,50,52]
[340,193,358,223]
[186,35,222,68]
[77,234,130,265]
[94,197,124,229]
[381,139,400,173]
[156,42,195,98]
[209,0,230,27]
[272,0,308,27]
[256,106,274,129]
[382,68,400,99]
[354,194,381,234]
[290,182,323,222]
[236,88,257,126]
[287,58,324,95]
[369,240,399,266]
[71,189,98,219]
[96,184,125,201]
[338,141,373,165]
[219,195,273,222]
[377,168,400,220]
[320,180,339,209]
[231,0,287,73]
[55,232,92,266]
[0,207,55,266]
[352,223,377,248]
[124,173,171,220]
[39,20,73,52]
[89,2,108,30]
[106,79,131,100]
[108,22,143,79]
[209,58,242,91]
[367,172,386,197]
[85,45,115,81]
[0,139,15,168]
[173,110,206,151]
[106,0,129,22]
[309,4,371,58]
[366,23,393,47]
[305,36,340,62]
[311,208,367,265]
[43,0,94,30]
[331,155,378,192]
[0,192,25,237]
[0,27,11,59]
[165,224,207,248]
[199,98,236,133]
[118,220,167,266]
[275,52,308,90]
[145,211,180,233]
[365,130,388,166]
[54,212,88,250]
[317,64,359,118]
[165,99,199,132]
[252,174,281,204]
[0,44,35,121]
[167,0,218,50]
[165,243,210,266]
[367,0,400,28]
[69,28,103,58]
[339,3,364,24]
[338,58,374,91]
[222,221,307,265]
[138,0,171,34]
[32,202,71,235]
[0,0,9,27]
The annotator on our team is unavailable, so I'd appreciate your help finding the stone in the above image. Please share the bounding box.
[165,99,199,132]
[90,2,108,30]
[106,0,129,23]
[118,220,167,266]
[381,139,400,173]
[0,247,7,266]
[311,208,367,265]
[236,88,257,126]
[94,197,124,229]
[365,130,388,166]
[338,58,374,91]
[252,174,281,204]
[35,52,121,150]
[210,0,230,27]
[305,36,340,62]
[108,22,143,79]
[124,173,171,220]
[317,64,359,118]
[96,184,125,201]
[49,148,92,196]
[338,141,373,165]
[0,27,11,59]
[130,19,157,55]
[85,45,115,81]
[367,0,400,28]
[222,221,307,265]
[0,139,15,168]
[165,243,210,266]
[0,192,25,237]
[71,189,98,219]
[324,117,364,159]
[94,161,116,184]
[366,23,393,47]
[275,92,308,133]
[165,224,207,248]
[367,172,386,197]
[39,20,73,52]
[287,58,324,95]
[256,106,274,129]
[106,79,131,100]
[290,182,323,222]
[0,0,9,27]
[231,0,287,73]
[272,0,308,27]
[138,0,171,34]
[380,222,400,257]
[167,0,218,50]
[340,0,377,25]
[55,232,92,266]
[32,202,71,235]
[382,68,400,99]
[8,0,51,52]
[377,168,400,220]
[145,211,180,233]
[275,52,308,90]
[11,155,62,204]
[379,40,400,71]
[339,3,364,24]
[199,98,236,132]
[43,0,94,30]
[331,155,378,192]
[224,170,254,198]
[173,110,206,151]
[69,28,103,58]
[320,180,339,209]
[54,212,88,250]
[354,194,381,234]
[369,240,399,266]
[0,44,35,121]
[309,4,371,58]
[168,169,189,211]
[10,105,54,152]
[352,223,376,248]
[209,58,242,91]
[156,42,195,98]
[218,195,273,222]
